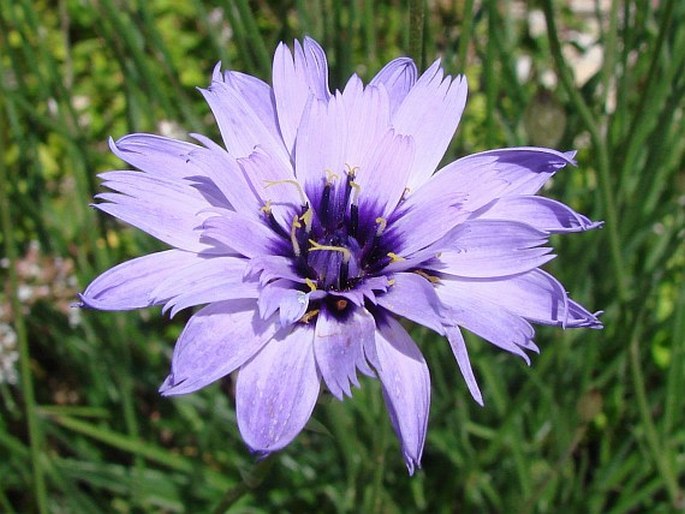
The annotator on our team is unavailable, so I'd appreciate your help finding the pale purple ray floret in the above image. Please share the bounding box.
[80,37,602,474]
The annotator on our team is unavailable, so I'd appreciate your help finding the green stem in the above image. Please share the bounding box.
[234,0,272,78]
[211,455,276,513]
[599,0,620,111]
[408,0,425,69]
[629,313,682,507]
[484,2,497,147]
[456,0,475,71]
[0,102,48,513]
[619,0,675,171]
[541,0,629,302]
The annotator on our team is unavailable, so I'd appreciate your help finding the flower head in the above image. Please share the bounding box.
[81,37,602,474]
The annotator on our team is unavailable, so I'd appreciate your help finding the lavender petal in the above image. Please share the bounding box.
[236,325,320,453]
[313,306,375,399]
[375,316,430,475]
[80,249,201,310]
[475,195,603,233]
[369,57,418,114]
[392,60,468,190]
[445,325,484,406]
[160,299,279,396]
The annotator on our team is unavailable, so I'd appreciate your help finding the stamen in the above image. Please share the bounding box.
[264,179,308,207]
[387,278,396,287]
[344,163,358,179]
[305,278,318,292]
[325,168,339,184]
[290,215,302,256]
[387,252,405,263]
[321,182,332,221]
[308,239,352,263]
[375,217,387,237]
[349,204,359,237]
[340,260,349,287]
[414,269,441,284]
[299,309,320,324]
[300,207,314,233]
[349,180,361,206]
[260,199,288,238]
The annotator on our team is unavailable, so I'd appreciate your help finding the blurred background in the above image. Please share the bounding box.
[1,0,684,512]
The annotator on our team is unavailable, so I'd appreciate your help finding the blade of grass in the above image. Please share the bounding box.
[541,0,629,303]
[629,311,683,507]
[484,2,497,147]
[233,0,272,78]
[45,413,234,490]
[408,0,425,70]
[662,280,685,446]
[617,0,676,184]
[361,0,377,68]
[0,99,49,514]
[456,0,475,71]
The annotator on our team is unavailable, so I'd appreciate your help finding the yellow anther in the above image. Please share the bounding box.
[264,179,308,206]
[387,278,396,287]
[305,278,318,292]
[300,207,314,233]
[260,199,273,215]
[387,252,405,263]
[345,163,359,178]
[349,181,361,206]
[299,309,320,324]
[308,239,352,263]
[414,269,441,284]
[375,217,387,236]
[290,215,302,256]
[325,168,339,184]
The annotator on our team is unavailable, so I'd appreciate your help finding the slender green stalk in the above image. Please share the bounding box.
[0,105,48,513]
[599,0,620,112]
[618,0,675,174]
[629,313,682,507]
[362,0,377,67]
[211,455,276,513]
[368,393,389,513]
[663,281,685,437]
[541,0,629,302]
[234,0,272,78]
[484,2,498,147]
[456,0,475,71]
[408,0,425,69]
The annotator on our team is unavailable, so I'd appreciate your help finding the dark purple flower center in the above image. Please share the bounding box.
[267,170,395,292]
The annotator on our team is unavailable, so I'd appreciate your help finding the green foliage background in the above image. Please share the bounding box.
[1,0,684,512]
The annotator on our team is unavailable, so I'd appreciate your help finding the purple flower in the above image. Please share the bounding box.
[81,37,602,474]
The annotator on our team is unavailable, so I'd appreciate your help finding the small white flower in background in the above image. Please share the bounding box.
[0,322,19,386]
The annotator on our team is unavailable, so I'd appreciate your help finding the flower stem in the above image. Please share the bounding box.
[456,0,475,71]
[211,454,276,513]
[541,0,629,302]
[408,0,425,70]
[0,100,48,513]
